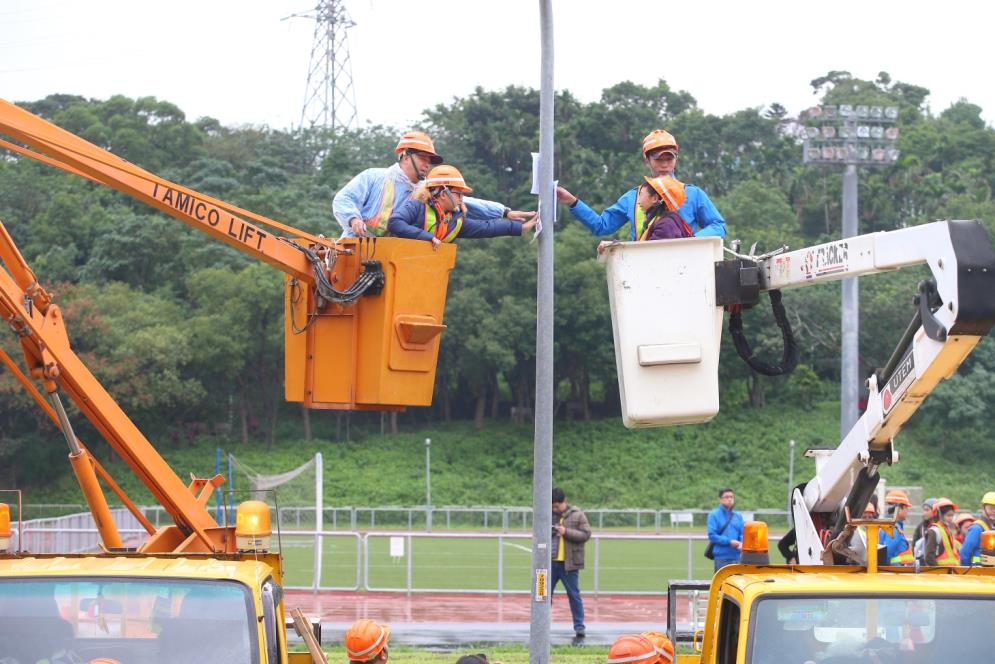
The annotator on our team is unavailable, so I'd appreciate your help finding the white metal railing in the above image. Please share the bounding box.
[28,504,792,532]
[7,525,780,596]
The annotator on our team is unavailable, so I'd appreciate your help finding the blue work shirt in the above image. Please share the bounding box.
[707,506,745,562]
[568,185,726,240]
[878,520,912,563]
[332,163,505,237]
[961,521,986,565]
[387,199,523,242]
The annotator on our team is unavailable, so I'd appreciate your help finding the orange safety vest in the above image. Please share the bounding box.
[365,178,396,237]
[632,198,692,241]
[423,205,462,243]
[932,524,960,566]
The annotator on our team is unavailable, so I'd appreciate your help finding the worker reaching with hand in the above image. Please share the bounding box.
[388,165,537,247]
[333,131,534,238]
[558,129,726,240]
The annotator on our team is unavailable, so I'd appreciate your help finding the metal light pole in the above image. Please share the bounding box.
[425,438,432,531]
[801,104,899,437]
[787,439,796,518]
[530,1,555,662]
[840,164,859,434]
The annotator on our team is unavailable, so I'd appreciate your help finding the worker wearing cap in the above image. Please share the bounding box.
[924,497,960,566]
[344,619,390,664]
[878,490,914,565]
[333,131,534,238]
[607,634,659,664]
[960,491,995,565]
[556,129,726,241]
[388,165,537,247]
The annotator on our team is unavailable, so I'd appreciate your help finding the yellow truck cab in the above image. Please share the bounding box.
[0,552,316,664]
[680,563,995,664]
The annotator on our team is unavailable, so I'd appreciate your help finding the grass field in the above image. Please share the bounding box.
[309,645,609,663]
[278,532,720,590]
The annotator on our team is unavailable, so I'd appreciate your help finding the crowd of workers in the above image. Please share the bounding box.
[332,127,727,247]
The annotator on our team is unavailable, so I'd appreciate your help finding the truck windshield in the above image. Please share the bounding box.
[749,595,995,663]
[0,577,257,664]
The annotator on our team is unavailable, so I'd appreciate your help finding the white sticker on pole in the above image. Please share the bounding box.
[389,536,405,558]
[535,568,548,601]
[531,152,541,195]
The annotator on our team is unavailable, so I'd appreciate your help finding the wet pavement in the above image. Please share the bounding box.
[285,591,675,648]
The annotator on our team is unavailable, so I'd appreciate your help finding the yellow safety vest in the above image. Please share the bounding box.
[365,178,395,237]
[423,205,463,243]
[883,522,915,565]
[933,524,960,566]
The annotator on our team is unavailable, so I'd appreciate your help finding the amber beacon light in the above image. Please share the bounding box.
[740,521,770,565]
[235,500,272,552]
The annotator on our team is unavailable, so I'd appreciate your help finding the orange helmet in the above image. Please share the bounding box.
[395,131,443,164]
[863,502,878,516]
[642,129,679,157]
[641,630,675,663]
[934,497,959,513]
[607,634,659,664]
[344,619,390,662]
[642,175,686,212]
[955,513,977,527]
[424,165,473,193]
[885,489,911,507]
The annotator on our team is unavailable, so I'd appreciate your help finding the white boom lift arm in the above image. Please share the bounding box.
[725,220,995,564]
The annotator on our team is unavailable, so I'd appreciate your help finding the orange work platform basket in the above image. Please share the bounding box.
[284,237,456,410]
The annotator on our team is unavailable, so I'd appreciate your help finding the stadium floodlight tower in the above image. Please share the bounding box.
[801,104,900,436]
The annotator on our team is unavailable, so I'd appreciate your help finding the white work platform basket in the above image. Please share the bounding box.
[602,237,724,428]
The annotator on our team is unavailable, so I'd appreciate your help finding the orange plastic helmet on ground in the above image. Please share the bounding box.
[955,513,977,528]
[641,129,679,157]
[345,619,391,662]
[642,175,686,212]
[395,131,443,164]
[935,497,959,512]
[424,165,473,193]
[641,630,675,663]
[607,634,659,664]
[885,489,912,507]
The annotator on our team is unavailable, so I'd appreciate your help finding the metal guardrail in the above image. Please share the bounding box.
[26,504,794,531]
[8,525,782,597]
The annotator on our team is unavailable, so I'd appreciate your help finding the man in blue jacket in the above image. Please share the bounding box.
[555,129,726,241]
[960,491,995,565]
[707,488,744,572]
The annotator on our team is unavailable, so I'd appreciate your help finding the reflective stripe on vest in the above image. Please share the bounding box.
[365,178,395,236]
[933,524,960,566]
[888,523,914,565]
[632,197,693,241]
[424,205,462,243]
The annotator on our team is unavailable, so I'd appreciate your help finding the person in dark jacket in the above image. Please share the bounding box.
[551,487,591,638]
[387,164,536,247]
[707,488,745,572]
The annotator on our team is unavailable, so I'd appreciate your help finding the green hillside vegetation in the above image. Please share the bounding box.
[3,71,995,507]
[30,400,991,514]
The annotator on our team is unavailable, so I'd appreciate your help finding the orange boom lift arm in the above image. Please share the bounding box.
[0,99,455,553]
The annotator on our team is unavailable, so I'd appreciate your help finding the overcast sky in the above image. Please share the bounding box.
[2,0,991,131]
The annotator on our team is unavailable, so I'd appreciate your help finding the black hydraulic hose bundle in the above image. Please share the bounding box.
[729,290,799,377]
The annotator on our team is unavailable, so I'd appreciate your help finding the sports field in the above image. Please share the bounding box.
[278,532,721,591]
